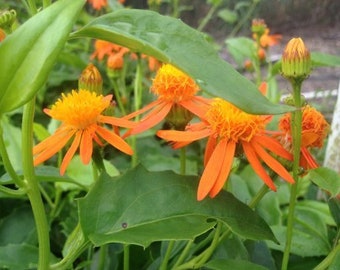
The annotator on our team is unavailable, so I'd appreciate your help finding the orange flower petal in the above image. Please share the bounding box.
[180,97,211,119]
[33,127,72,155]
[197,140,228,201]
[60,131,82,175]
[99,115,136,128]
[123,99,163,120]
[128,102,173,135]
[301,147,318,169]
[33,129,75,166]
[209,140,236,198]
[96,125,133,155]
[253,135,293,161]
[204,135,217,166]
[80,128,93,165]
[157,129,210,143]
[252,142,295,184]
[242,141,277,191]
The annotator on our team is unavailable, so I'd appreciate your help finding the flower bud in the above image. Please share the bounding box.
[78,64,103,95]
[251,18,267,38]
[165,104,194,131]
[0,9,16,32]
[281,37,311,80]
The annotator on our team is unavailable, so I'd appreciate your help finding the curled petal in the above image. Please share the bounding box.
[242,141,277,191]
[252,142,295,184]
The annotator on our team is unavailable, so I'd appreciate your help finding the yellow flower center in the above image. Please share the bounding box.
[151,64,199,102]
[206,98,265,142]
[47,89,110,129]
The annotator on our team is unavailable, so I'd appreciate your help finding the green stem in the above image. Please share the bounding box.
[229,0,260,37]
[314,241,340,270]
[281,81,303,270]
[248,184,269,209]
[160,241,175,270]
[0,185,26,197]
[172,240,193,268]
[197,4,219,32]
[179,147,186,175]
[172,0,180,18]
[196,222,223,266]
[98,244,108,270]
[42,0,52,9]
[25,0,38,15]
[0,124,25,188]
[123,244,130,270]
[50,223,90,270]
[22,98,50,270]
[111,77,127,116]
[131,55,143,168]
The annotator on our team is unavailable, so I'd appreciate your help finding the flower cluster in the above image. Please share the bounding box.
[34,60,329,200]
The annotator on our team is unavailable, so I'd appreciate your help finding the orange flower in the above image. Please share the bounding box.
[259,29,282,48]
[157,98,294,200]
[33,90,135,175]
[91,40,130,69]
[124,64,211,135]
[279,105,330,169]
[87,0,107,10]
[0,28,5,42]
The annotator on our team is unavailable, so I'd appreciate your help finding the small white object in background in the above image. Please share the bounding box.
[323,80,340,173]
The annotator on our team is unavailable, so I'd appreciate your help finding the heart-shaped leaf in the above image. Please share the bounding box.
[78,164,276,247]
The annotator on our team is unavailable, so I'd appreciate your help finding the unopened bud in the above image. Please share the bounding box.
[78,64,103,94]
[281,37,311,81]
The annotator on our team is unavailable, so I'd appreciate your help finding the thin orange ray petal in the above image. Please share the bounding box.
[197,140,227,201]
[33,127,72,155]
[301,147,318,169]
[123,99,163,120]
[128,102,173,135]
[180,98,211,119]
[157,129,210,142]
[172,141,192,149]
[209,140,236,198]
[252,142,295,184]
[80,128,93,165]
[99,115,137,128]
[253,135,293,161]
[204,135,217,166]
[242,141,277,191]
[96,126,133,155]
[60,131,82,175]
[33,130,75,166]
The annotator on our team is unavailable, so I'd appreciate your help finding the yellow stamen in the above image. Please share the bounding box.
[206,98,265,142]
[151,64,199,102]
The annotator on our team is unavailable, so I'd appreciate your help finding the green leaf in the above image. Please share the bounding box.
[0,244,39,270]
[328,197,340,226]
[303,167,340,197]
[0,244,57,270]
[71,9,293,115]
[311,52,340,67]
[0,0,85,114]
[217,9,238,24]
[268,224,331,256]
[0,206,36,246]
[225,37,255,67]
[78,164,276,248]
[204,259,267,270]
